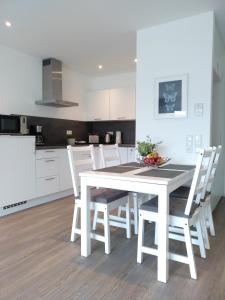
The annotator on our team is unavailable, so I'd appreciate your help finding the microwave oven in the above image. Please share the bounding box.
[0,115,20,134]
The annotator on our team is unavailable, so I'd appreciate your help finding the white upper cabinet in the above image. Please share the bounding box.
[86,89,110,121]
[109,87,136,120]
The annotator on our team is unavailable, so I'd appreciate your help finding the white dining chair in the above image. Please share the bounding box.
[137,149,212,279]
[67,145,131,255]
[200,145,222,236]
[170,145,222,239]
[93,144,140,234]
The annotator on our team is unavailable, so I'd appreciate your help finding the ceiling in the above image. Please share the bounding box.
[0,0,225,76]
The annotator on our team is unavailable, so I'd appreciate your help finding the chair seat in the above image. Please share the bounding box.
[170,186,190,198]
[140,196,199,219]
[170,186,211,202]
[91,188,128,204]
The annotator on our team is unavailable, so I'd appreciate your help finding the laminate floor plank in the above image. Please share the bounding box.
[0,197,225,300]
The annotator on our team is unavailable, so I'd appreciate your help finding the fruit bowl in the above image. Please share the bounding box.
[143,155,170,167]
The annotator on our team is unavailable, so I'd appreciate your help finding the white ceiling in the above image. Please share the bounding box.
[0,0,225,76]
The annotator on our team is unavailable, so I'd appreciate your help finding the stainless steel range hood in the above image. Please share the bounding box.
[36,58,78,108]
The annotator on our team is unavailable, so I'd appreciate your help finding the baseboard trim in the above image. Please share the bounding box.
[0,189,73,217]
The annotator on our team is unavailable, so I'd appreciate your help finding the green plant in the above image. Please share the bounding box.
[137,135,156,156]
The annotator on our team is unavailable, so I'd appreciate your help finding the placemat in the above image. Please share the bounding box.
[159,164,195,170]
[137,169,184,178]
[120,162,145,168]
[96,166,137,173]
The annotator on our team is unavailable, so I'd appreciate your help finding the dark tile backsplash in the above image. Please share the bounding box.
[26,115,135,146]
[27,116,88,146]
[0,112,136,145]
[87,120,135,144]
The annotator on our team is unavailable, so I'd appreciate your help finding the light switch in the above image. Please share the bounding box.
[194,103,204,117]
[195,135,203,152]
[186,135,193,153]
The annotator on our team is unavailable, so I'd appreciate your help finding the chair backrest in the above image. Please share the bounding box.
[185,148,213,216]
[206,145,222,193]
[99,144,121,168]
[67,145,96,198]
[201,146,217,199]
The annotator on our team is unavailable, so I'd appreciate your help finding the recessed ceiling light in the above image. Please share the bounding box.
[5,21,12,28]
[98,65,103,70]
[134,58,138,63]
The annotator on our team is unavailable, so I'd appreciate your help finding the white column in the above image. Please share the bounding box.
[81,176,91,257]
[157,185,169,283]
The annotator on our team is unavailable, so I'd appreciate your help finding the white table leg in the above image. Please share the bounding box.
[157,186,169,283]
[81,177,91,257]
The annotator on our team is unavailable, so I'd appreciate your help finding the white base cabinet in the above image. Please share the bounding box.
[0,139,135,216]
[0,136,36,207]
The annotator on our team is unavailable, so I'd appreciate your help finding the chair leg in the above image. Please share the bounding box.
[70,204,79,242]
[104,207,111,254]
[200,211,210,250]
[154,222,158,245]
[207,202,215,236]
[137,213,145,263]
[184,223,197,280]
[195,220,206,259]
[133,193,138,235]
[92,209,98,231]
[125,197,131,239]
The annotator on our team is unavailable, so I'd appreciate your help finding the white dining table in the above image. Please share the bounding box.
[79,163,194,283]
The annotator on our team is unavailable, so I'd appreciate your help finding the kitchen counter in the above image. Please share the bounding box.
[36,144,135,150]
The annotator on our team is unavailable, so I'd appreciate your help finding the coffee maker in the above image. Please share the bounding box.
[30,125,45,145]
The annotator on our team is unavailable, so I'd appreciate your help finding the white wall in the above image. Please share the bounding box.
[211,22,225,207]
[0,44,88,121]
[87,72,136,90]
[136,12,214,164]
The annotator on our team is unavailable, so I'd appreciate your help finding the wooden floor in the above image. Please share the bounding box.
[0,197,225,300]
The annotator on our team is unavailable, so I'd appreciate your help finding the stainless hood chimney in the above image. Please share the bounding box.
[35,58,79,107]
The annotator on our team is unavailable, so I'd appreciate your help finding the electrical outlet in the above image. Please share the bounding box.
[66,130,72,136]
[186,135,193,153]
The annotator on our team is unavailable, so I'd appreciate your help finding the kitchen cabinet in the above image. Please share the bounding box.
[0,136,36,207]
[119,147,128,163]
[109,87,136,120]
[36,176,60,197]
[35,150,60,196]
[86,89,110,121]
[127,147,136,162]
[59,149,73,191]
[85,86,136,121]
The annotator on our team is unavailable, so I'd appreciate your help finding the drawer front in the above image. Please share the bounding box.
[36,158,59,178]
[36,149,60,159]
[36,176,59,197]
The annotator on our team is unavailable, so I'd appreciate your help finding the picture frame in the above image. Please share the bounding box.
[154,74,188,119]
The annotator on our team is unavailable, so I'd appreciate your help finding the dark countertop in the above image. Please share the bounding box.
[36,143,135,150]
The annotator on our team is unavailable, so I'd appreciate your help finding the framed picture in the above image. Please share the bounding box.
[154,74,188,119]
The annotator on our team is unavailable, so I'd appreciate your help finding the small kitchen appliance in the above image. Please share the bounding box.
[105,132,113,144]
[115,131,122,144]
[88,134,99,144]
[30,125,45,145]
[0,115,20,134]
[20,116,29,135]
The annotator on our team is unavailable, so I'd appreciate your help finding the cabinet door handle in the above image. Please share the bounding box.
[45,159,55,163]
[117,117,126,120]
[94,118,101,121]
[45,150,55,153]
[45,177,55,181]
